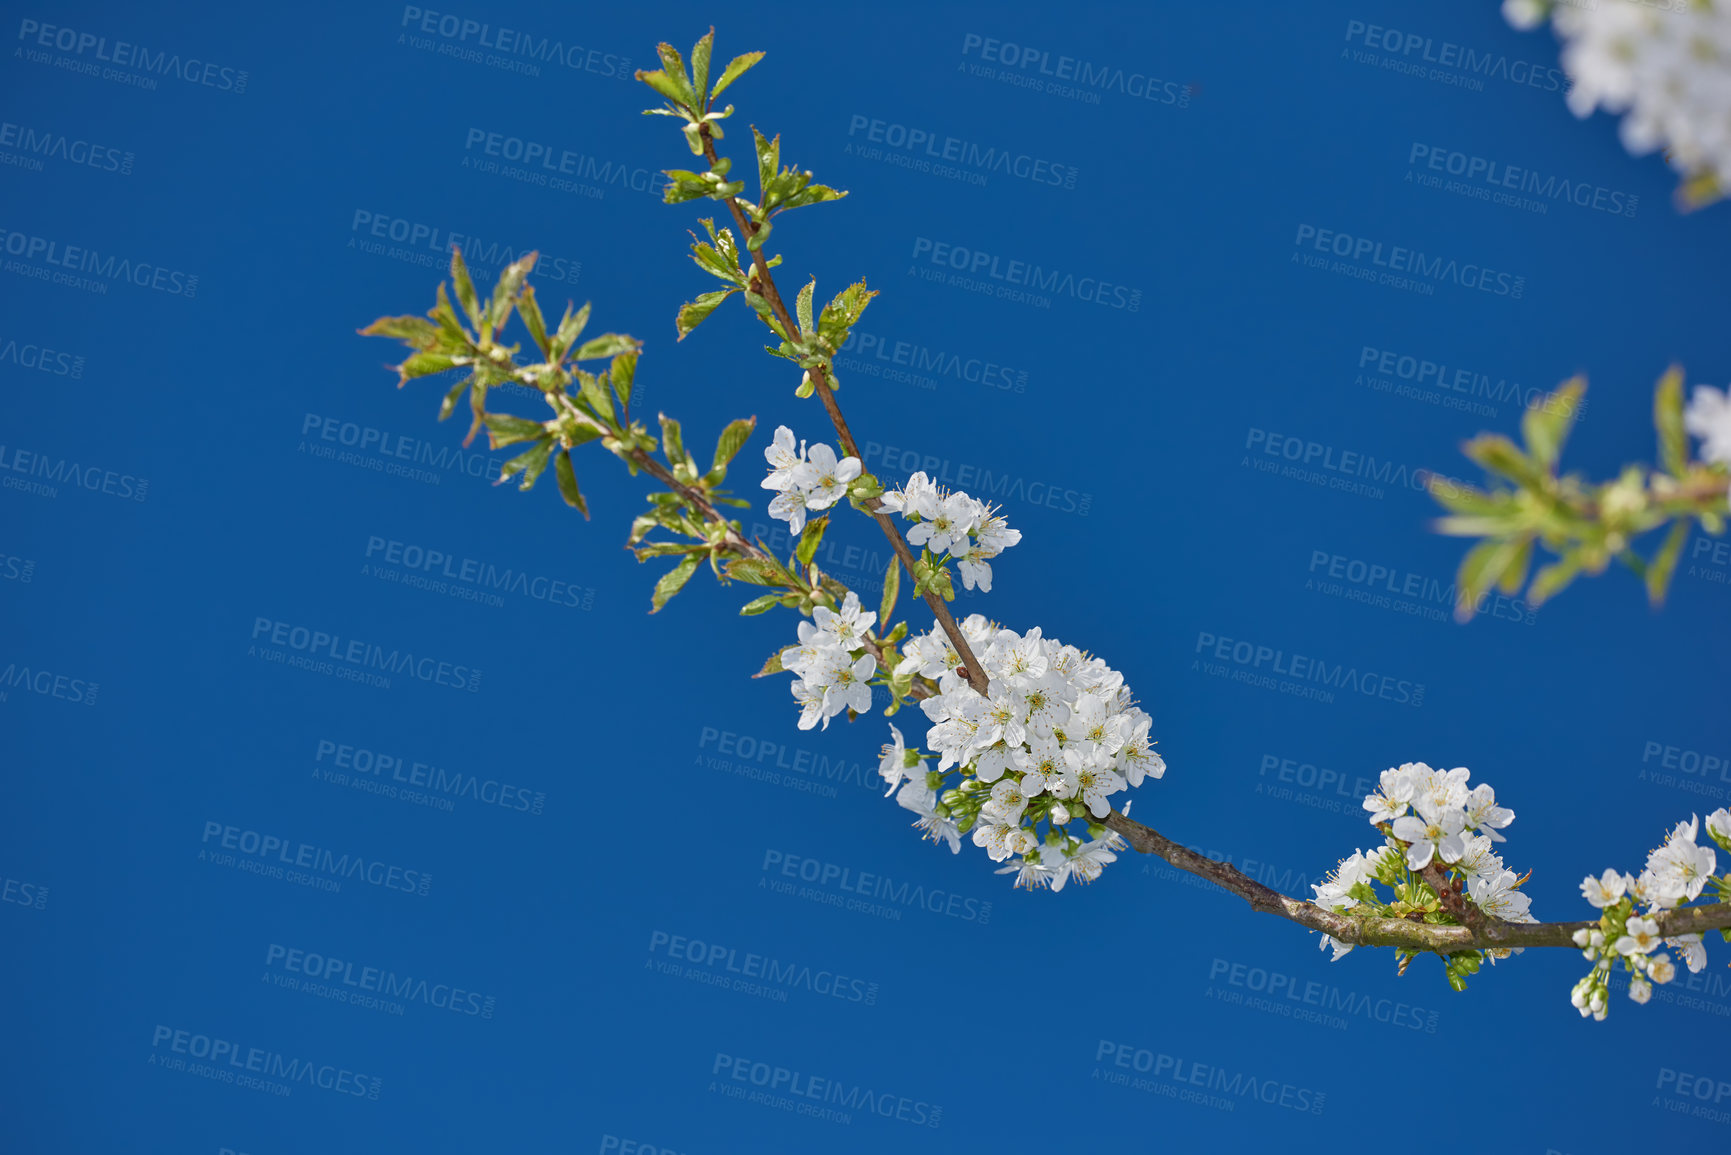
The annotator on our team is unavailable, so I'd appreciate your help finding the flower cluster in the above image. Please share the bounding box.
[762,425,861,535]
[1570,808,1728,1017]
[878,472,1021,591]
[1684,384,1731,466]
[1507,0,1731,192]
[881,614,1163,890]
[782,591,878,731]
[1312,763,1532,966]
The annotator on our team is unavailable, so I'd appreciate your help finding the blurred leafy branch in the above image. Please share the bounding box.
[1432,370,1729,622]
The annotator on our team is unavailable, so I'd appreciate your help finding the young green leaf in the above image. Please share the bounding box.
[636,68,689,108]
[795,516,828,567]
[489,252,537,332]
[482,412,549,449]
[552,302,591,359]
[1519,376,1584,471]
[450,248,481,328]
[753,128,779,198]
[498,439,554,491]
[677,288,738,339]
[712,417,755,471]
[690,28,713,107]
[611,352,637,413]
[710,50,764,102]
[360,315,440,346]
[659,414,686,470]
[726,558,784,586]
[554,450,588,518]
[753,645,787,677]
[738,593,780,616]
[655,43,696,103]
[650,554,703,613]
[517,284,550,357]
[1646,519,1691,606]
[1655,364,1688,476]
[879,555,900,625]
[573,333,639,362]
[396,352,458,385]
[796,277,815,336]
[438,374,472,421]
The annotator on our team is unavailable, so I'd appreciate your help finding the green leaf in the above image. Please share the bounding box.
[754,647,789,682]
[489,252,537,332]
[650,554,703,613]
[552,302,591,359]
[397,352,458,384]
[438,374,472,421]
[450,248,481,328]
[636,68,690,108]
[517,284,550,357]
[726,558,783,586]
[482,412,549,449]
[1496,536,1534,596]
[578,371,616,427]
[1462,434,1550,491]
[1646,519,1691,606]
[796,278,815,336]
[1453,538,1524,622]
[739,593,780,616]
[741,291,787,340]
[430,282,465,337]
[611,352,637,413]
[554,450,588,518]
[1520,376,1584,471]
[659,414,686,470]
[1527,553,1580,606]
[1655,365,1688,476]
[655,42,697,103]
[690,29,713,107]
[677,288,737,339]
[360,314,440,346]
[879,555,900,625]
[498,439,554,491]
[711,50,763,102]
[753,128,779,199]
[796,516,828,567]
[573,333,638,362]
[712,417,755,471]
[817,280,876,347]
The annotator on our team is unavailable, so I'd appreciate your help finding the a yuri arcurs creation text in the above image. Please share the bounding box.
[362,27,1731,1019]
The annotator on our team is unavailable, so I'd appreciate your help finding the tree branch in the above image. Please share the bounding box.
[698,132,991,697]
[1104,810,1731,953]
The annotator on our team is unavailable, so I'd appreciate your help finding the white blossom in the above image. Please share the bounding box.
[761,425,861,535]
[1684,386,1731,465]
[1581,868,1630,909]
[877,473,1020,591]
